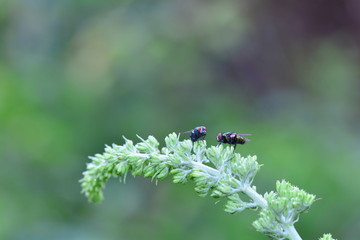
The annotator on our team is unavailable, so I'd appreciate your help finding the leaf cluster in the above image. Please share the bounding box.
[80,133,335,240]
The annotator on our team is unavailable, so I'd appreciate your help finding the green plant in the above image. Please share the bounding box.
[80,133,335,240]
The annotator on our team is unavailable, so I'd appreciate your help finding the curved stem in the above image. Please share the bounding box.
[283,224,302,240]
[243,186,268,209]
[85,135,306,240]
[191,161,303,240]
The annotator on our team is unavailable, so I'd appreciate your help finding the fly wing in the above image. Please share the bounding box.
[239,134,251,142]
[181,130,192,135]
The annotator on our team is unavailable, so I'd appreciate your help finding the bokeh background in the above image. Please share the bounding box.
[1,0,360,239]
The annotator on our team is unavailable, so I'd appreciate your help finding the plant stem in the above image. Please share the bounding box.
[243,186,268,209]
[191,160,303,240]
[82,134,329,240]
[283,224,302,240]
[191,161,219,175]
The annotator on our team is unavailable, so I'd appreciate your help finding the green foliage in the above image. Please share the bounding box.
[319,234,336,240]
[81,133,331,240]
[253,180,316,239]
[2,1,359,239]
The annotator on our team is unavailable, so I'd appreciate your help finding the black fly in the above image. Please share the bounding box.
[182,126,207,142]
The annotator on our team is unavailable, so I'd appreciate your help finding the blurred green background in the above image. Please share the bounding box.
[1,0,360,239]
